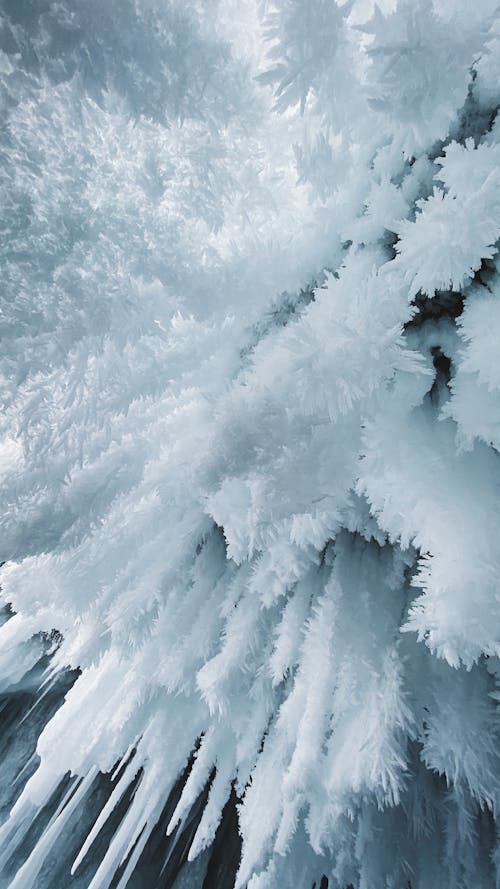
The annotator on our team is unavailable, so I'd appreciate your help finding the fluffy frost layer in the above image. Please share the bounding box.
[0,1,500,888]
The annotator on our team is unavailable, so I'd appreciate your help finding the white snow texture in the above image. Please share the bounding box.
[0,0,500,887]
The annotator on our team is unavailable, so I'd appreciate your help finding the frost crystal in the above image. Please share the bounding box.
[0,1,499,888]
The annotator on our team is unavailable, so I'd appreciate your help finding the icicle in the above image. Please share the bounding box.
[8,768,97,889]
[71,759,138,875]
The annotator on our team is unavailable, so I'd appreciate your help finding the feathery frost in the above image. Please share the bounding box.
[0,0,499,887]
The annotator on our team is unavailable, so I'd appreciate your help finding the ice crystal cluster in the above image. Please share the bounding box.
[1,1,500,887]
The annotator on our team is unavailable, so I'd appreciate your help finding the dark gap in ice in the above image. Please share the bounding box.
[428,346,452,406]
[405,290,464,331]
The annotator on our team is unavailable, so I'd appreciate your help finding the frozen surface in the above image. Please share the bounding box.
[0,0,500,887]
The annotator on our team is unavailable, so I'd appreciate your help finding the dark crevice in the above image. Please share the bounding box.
[451,67,500,147]
[428,346,452,406]
[404,290,464,331]
[472,255,498,290]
